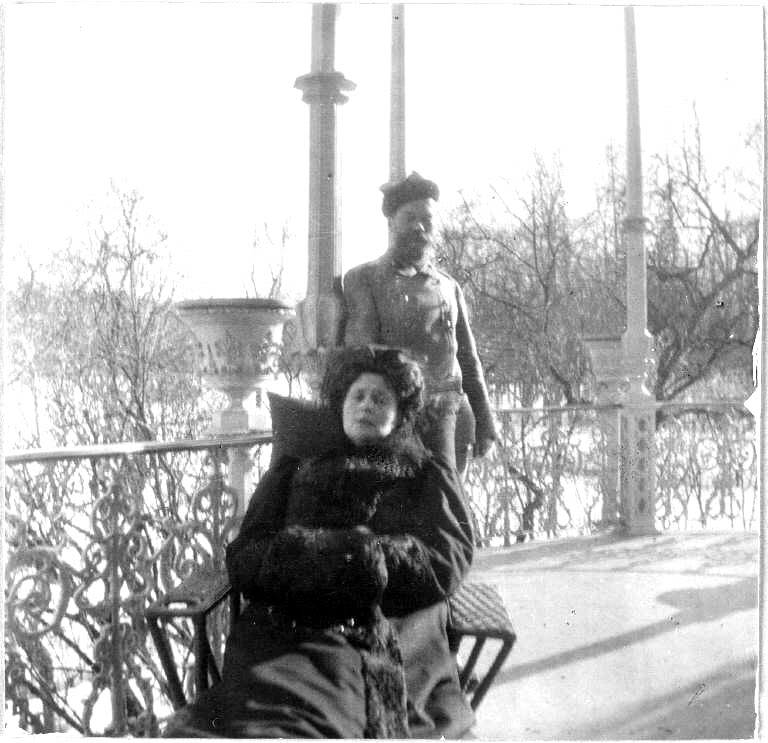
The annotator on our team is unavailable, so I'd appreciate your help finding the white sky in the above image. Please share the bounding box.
[4,2,764,301]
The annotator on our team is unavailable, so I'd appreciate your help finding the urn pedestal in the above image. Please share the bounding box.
[176,298,294,516]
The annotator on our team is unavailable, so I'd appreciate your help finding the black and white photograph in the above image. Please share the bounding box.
[2,2,764,739]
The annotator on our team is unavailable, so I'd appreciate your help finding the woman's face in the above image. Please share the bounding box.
[342,372,399,446]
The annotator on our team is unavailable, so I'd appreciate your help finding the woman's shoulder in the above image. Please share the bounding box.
[253,455,303,493]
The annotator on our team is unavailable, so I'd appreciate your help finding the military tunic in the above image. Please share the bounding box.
[343,255,496,467]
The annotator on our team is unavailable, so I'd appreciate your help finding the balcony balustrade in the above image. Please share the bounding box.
[5,433,273,735]
[4,402,756,735]
[465,401,755,544]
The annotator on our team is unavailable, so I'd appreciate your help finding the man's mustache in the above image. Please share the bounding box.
[398,230,429,248]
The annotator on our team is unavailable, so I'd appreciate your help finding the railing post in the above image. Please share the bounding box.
[582,336,624,529]
[226,447,252,519]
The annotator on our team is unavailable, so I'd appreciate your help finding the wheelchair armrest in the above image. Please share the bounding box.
[447,581,517,710]
[146,567,235,621]
[146,568,238,709]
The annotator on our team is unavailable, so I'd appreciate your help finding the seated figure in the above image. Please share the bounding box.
[163,347,476,738]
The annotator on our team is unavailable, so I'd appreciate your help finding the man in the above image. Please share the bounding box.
[343,172,496,474]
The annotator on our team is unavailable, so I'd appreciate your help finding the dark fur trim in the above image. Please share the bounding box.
[359,626,409,738]
[337,606,409,739]
[379,534,433,580]
[363,418,429,466]
[286,450,421,529]
[378,535,438,616]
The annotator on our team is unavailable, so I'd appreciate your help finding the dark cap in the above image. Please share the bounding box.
[381,172,440,218]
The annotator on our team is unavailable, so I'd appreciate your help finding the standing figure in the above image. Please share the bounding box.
[343,172,497,475]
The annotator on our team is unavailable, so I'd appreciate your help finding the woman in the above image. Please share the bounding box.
[163,347,475,738]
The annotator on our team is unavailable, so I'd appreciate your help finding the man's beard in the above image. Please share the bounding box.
[392,232,430,266]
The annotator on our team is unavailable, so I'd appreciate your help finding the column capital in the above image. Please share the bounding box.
[294,71,356,105]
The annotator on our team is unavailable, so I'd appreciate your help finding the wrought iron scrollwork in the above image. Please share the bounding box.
[5,440,266,735]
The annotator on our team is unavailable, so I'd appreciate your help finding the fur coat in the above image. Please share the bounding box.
[164,437,475,739]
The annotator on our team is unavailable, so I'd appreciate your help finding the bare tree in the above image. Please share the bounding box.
[5,185,223,733]
[435,156,592,406]
[432,126,759,543]
[645,127,759,404]
[248,221,294,300]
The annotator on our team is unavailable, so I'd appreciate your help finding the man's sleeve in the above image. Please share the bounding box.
[342,265,380,346]
[454,282,497,442]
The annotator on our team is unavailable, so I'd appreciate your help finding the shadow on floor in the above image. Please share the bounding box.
[495,576,757,685]
[566,657,757,740]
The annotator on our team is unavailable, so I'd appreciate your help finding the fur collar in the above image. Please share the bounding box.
[286,446,422,530]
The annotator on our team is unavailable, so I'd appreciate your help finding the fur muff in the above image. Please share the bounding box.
[284,450,438,620]
[257,525,388,626]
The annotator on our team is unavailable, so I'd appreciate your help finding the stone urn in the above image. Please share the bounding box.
[176,298,294,433]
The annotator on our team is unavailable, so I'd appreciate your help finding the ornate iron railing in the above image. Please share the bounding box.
[4,401,756,734]
[4,434,272,736]
[654,405,757,530]
[464,401,756,545]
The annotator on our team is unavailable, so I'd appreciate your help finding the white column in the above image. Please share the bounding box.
[385,4,406,251]
[620,6,657,536]
[294,4,355,393]
[623,5,651,362]
[389,4,406,182]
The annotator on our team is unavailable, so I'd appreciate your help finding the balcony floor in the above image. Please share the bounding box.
[466,530,758,740]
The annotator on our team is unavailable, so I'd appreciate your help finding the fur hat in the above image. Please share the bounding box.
[381,172,439,218]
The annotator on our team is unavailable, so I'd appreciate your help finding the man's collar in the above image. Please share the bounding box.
[386,252,439,279]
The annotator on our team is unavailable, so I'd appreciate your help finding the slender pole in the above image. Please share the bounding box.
[623,5,648,357]
[620,6,656,536]
[295,4,355,364]
[389,4,406,182]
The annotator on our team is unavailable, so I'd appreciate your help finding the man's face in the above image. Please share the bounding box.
[390,198,435,265]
